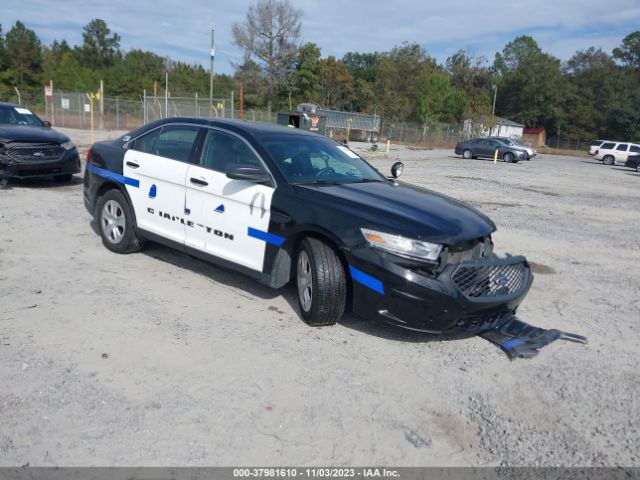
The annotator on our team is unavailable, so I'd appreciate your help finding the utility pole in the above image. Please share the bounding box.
[209,29,215,115]
[491,85,498,136]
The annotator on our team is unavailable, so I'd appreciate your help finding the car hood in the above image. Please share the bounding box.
[297,180,496,245]
[0,125,69,144]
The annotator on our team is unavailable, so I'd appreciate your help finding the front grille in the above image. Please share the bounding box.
[452,261,527,298]
[4,144,64,163]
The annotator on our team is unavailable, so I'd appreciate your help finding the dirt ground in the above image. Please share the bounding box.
[1,128,639,467]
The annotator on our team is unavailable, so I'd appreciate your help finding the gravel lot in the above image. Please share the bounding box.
[1,128,639,467]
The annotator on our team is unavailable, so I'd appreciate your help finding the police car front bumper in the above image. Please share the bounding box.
[348,249,533,334]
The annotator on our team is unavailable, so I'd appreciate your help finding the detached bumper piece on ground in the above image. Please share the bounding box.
[480,315,587,359]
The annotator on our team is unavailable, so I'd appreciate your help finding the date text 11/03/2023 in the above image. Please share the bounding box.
[232,468,400,478]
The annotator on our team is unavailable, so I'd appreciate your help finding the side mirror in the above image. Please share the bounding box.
[226,164,271,184]
[42,121,52,128]
[390,161,404,179]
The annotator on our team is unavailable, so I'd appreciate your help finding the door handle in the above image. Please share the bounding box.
[190,177,209,187]
[126,161,139,168]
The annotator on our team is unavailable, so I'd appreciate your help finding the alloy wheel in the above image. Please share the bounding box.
[101,199,126,244]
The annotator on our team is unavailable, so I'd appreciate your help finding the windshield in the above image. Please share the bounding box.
[0,105,43,126]
[258,133,386,185]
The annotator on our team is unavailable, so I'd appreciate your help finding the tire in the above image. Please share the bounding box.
[603,155,615,166]
[462,149,473,159]
[636,164,640,173]
[96,189,143,254]
[503,152,514,163]
[53,174,73,182]
[296,237,346,326]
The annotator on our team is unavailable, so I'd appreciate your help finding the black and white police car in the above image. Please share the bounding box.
[84,117,533,333]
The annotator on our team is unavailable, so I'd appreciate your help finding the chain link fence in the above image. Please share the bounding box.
[0,86,596,151]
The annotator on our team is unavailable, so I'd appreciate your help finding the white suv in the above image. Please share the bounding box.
[594,141,640,165]
[589,140,608,155]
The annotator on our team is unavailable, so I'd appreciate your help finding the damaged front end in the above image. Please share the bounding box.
[349,235,534,335]
[349,233,587,359]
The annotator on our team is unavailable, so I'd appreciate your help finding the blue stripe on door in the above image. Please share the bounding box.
[349,265,385,295]
[86,163,140,188]
[247,227,285,247]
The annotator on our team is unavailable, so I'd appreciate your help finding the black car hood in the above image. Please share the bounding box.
[0,125,69,144]
[297,181,496,245]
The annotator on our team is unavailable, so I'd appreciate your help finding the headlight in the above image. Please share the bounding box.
[361,228,442,262]
[61,141,75,150]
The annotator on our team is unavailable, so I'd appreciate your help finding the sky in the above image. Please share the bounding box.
[2,0,639,75]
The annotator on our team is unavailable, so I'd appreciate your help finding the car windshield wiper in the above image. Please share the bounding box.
[353,178,385,183]
[294,180,343,186]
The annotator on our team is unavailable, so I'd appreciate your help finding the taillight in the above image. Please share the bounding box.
[85,146,93,163]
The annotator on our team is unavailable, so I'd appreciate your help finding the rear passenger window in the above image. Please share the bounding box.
[200,130,261,173]
[616,144,628,151]
[153,125,200,162]
[132,129,160,154]
[630,145,640,153]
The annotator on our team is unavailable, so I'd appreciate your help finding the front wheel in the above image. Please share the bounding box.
[636,164,640,173]
[296,238,346,326]
[97,189,143,253]
[603,155,615,166]
[503,152,514,163]
[462,149,473,159]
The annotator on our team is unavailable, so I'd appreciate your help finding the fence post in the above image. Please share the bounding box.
[99,80,104,130]
[59,90,65,127]
[116,97,119,130]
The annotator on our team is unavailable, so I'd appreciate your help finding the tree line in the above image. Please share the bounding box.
[1,4,639,141]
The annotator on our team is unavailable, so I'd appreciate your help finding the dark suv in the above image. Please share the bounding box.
[0,102,81,184]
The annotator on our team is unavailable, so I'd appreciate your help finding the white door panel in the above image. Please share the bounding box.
[185,164,274,272]
[123,149,190,243]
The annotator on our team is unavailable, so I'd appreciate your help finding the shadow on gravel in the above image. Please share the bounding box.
[578,160,604,165]
[96,237,468,344]
[140,242,287,301]
[4,175,83,190]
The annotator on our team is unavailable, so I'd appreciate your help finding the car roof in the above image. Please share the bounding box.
[601,141,640,146]
[134,116,319,138]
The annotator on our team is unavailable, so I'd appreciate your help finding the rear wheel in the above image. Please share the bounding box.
[97,189,143,253]
[462,149,473,159]
[603,155,615,166]
[503,152,514,163]
[636,164,640,173]
[296,237,346,326]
